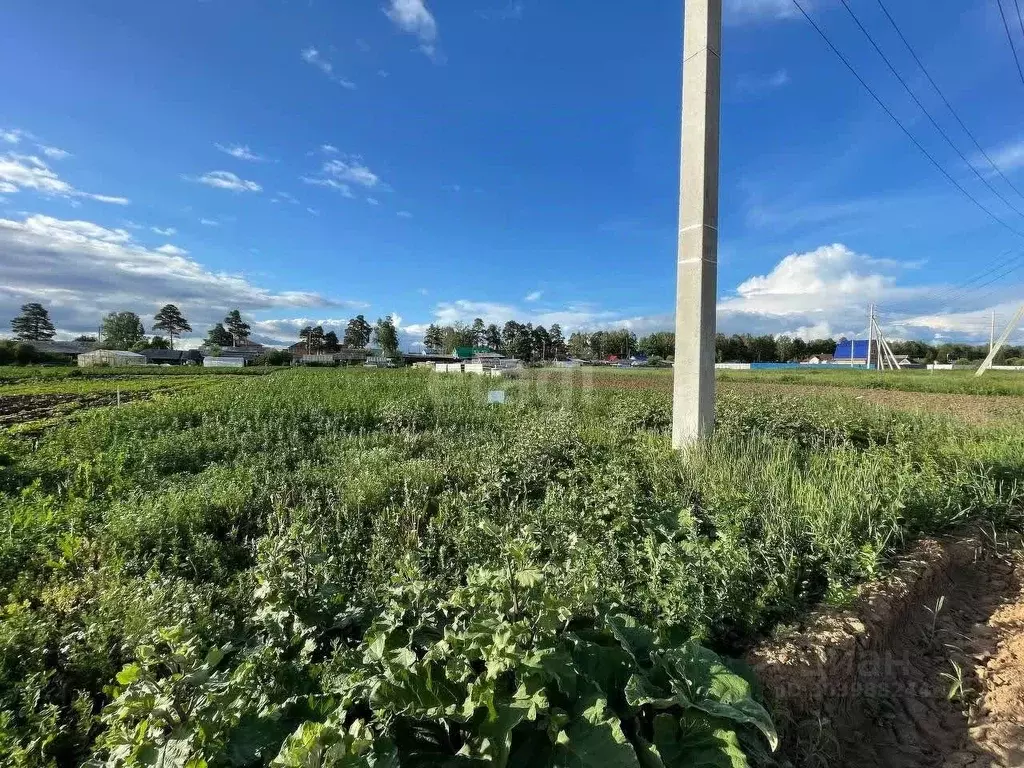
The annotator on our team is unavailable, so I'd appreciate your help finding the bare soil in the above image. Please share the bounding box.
[723,381,1024,427]
[0,391,153,427]
[749,537,1024,767]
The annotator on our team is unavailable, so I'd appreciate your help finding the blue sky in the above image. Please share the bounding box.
[2,0,1024,347]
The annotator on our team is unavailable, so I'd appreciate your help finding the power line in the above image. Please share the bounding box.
[838,0,1024,220]
[996,0,1024,87]
[1015,0,1024,58]
[875,0,1024,204]
[789,0,1024,238]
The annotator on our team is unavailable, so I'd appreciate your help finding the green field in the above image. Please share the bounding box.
[1,368,1022,766]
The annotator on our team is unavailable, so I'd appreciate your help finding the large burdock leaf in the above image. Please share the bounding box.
[642,714,749,768]
[562,696,642,768]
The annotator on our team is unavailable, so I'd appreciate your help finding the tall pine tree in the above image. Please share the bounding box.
[11,303,56,341]
[153,304,192,350]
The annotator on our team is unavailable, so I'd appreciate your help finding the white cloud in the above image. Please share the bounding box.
[713,243,982,339]
[189,170,262,192]
[155,244,188,256]
[725,0,801,24]
[397,210,412,218]
[321,144,339,154]
[301,47,357,89]
[385,0,439,57]
[366,197,379,205]
[524,290,542,302]
[90,194,130,205]
[39,145,71,159]
[215,143,265,162]
[0,213,356,342]
[199,218,220,227]
[152,226,177,236]
[0,129,27,144]
[323,157,380,187]
[307,207,320,216]
[0,152,129,204]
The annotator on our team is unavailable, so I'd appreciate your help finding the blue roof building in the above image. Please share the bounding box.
[833,339,876,366]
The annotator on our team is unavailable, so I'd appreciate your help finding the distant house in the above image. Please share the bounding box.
[453,346,503,361]
[832,340,876,366]
[23,340,93,362]
[140,349,202,365]
[204,356,245,368]
[803,353,834,365]
[78,349,147,367]
[201,343,265,363]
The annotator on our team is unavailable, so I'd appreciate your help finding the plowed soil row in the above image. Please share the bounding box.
[750,538,1024,767]
[0,391,153,427]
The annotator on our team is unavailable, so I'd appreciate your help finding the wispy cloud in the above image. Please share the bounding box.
[302,155,381,199]
[736,69,790,95]
[302,177,355,197]
[0,152,129,204]
[152,226,177,236]
[39,145,71,160]
[524,290,542,302]
[397,210,413,218]
[978,138,1024,174]
[0,129,27,144]
[215,143,266,162]
[477,1,524,21]
[272,191,299,205]
[188,170,262,193]
[725,0,800,24]
[324,158,379,188]
[385,0,440,58]
[321,144,339,154]
[307,207,320,216]
[199,218,221,227]
[301,47,356,89]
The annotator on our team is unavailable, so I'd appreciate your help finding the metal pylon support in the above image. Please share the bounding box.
[976,304,1024,376]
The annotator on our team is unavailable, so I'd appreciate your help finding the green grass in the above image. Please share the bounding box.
[1,368,1022,765]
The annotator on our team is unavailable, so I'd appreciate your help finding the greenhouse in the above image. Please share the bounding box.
[77,349,148,367]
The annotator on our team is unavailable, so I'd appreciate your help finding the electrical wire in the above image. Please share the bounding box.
[839,0,1024,220]
[996,0,1024,87]
[875,0,1024,204]
[1015,0,1024,58]
[789,0,1024,237]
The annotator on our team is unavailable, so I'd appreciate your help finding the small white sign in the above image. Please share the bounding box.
[487,390,506,405]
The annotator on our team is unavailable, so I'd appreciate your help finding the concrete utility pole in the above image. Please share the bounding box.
[990,310,996,355]
[672,0,722,448]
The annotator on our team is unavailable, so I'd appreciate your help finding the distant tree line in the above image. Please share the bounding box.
[294,314,400,356]
[422,319,570,362]
[7,302,1024,366]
